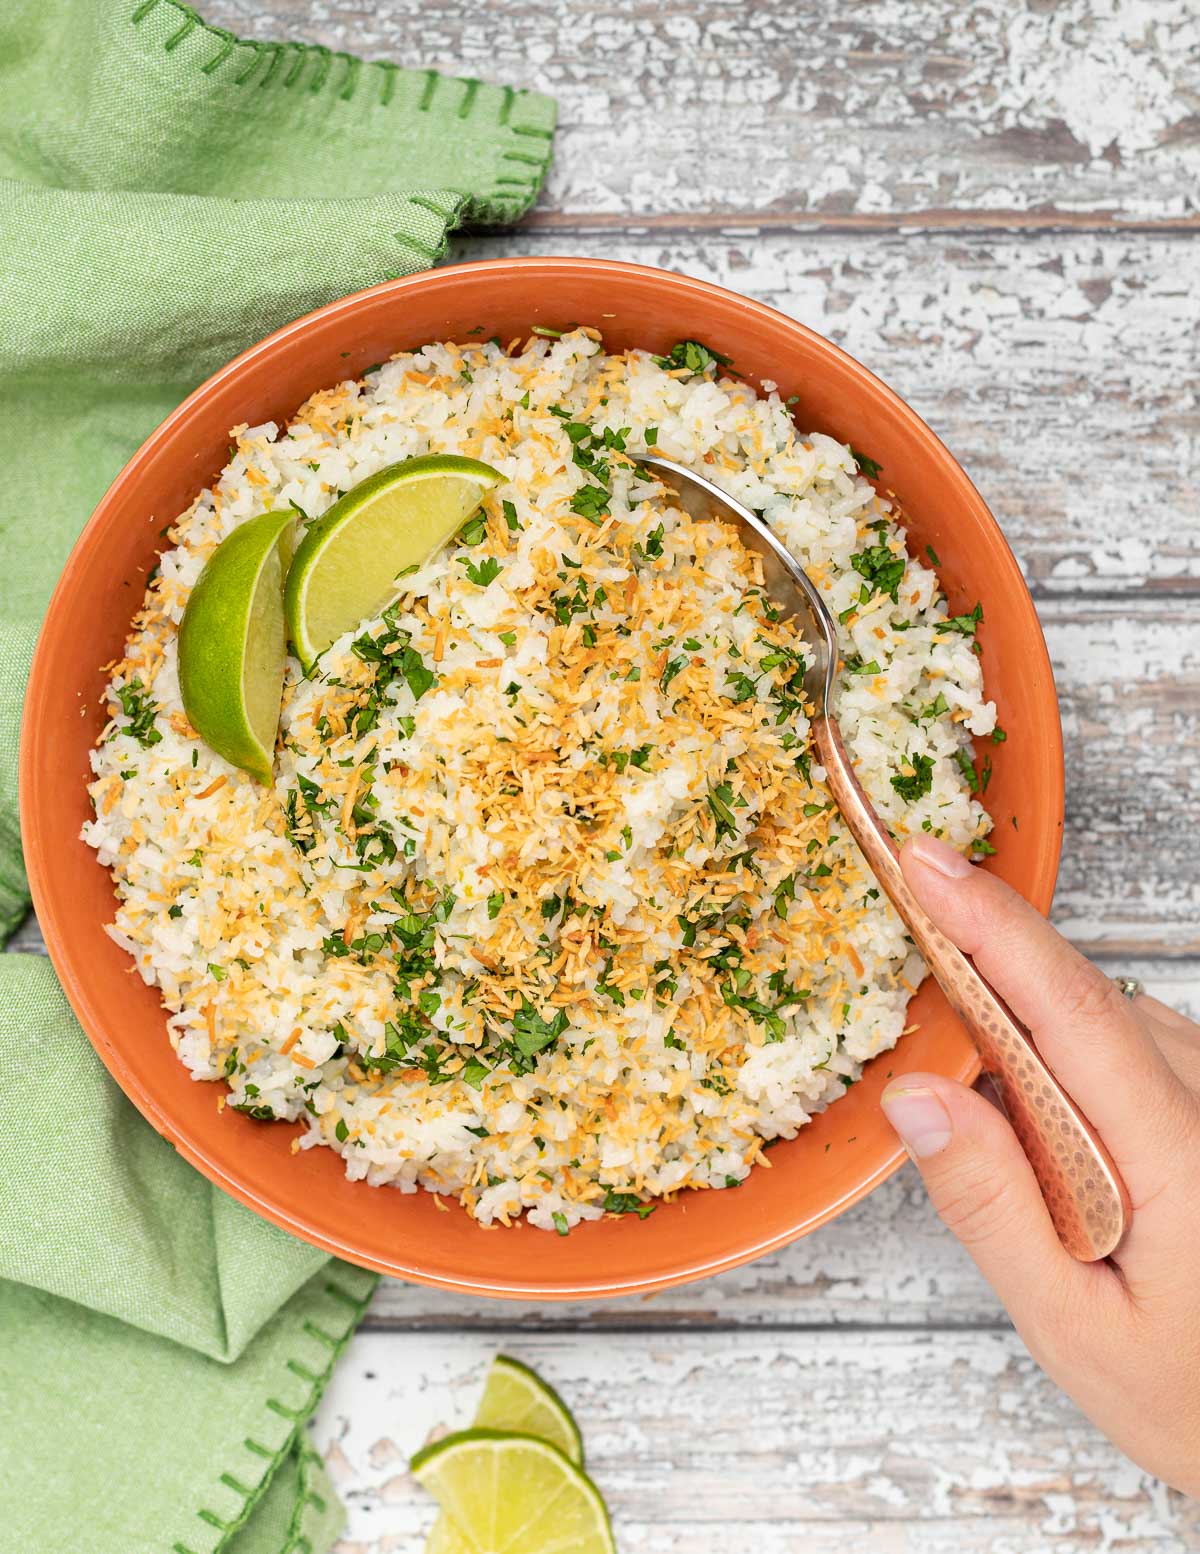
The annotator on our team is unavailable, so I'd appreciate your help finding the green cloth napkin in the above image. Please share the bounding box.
[0,4,554,1550]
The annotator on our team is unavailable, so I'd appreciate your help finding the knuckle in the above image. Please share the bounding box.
[1054,957,1124,1030]
[931,1158,1028,1251]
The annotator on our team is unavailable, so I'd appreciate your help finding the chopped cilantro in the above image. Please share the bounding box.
[462,555,502,588]
[937,601,984,637]
[569,483,610,521]
[660,655,687,692]
[233,1102,276,1122]
[954,745,980,792]
[651,339,733,375]
[601,1188,656,1219]
[890,752,934,802]
[725,670,758,703]
[850,448,883,479]
[460,1058,490,1091]
[457,511,488,546]
[114,678,162,748]
[707,782,745,843]
[850,542,905,602]
[511,999,569,1060]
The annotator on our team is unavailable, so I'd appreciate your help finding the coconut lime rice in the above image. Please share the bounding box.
[83,329,997,1231]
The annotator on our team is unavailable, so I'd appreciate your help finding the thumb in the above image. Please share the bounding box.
[881,1071,1089,1321]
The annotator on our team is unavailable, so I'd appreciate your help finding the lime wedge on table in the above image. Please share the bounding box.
[425,1356,586,1552]
[284,454,503,672]
[412,1431,615,1554]
[473,1355,584,1465]
[178,508,293,783]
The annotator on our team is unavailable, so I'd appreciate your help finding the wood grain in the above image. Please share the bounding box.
[202,0,1200,223]
[313,1330,1200,1552]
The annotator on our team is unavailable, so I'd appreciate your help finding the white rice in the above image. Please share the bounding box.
[82,330,995,1231]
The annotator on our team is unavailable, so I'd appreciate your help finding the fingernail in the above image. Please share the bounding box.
[909,833,973,879]
[881,1085,954,1159]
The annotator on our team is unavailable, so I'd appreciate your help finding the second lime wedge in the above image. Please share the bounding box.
[178,508,294,782]
[284,453,502,672]
[473,1355,584,1465]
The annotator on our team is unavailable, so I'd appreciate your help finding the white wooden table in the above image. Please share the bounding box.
[16,1,1200,1547]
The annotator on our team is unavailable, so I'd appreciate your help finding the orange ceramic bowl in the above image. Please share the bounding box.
[21,258,1063,1298]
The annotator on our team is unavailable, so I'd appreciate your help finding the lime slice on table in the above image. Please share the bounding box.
[178,508,294,782]
[412,1431,615,1554]
[424,1356,586,1552]
[284,454,503,672]
[472,1355,584,1466]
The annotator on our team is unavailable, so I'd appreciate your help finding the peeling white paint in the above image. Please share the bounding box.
[989,1,1197,163]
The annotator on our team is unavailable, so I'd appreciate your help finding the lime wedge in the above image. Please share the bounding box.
[473,1356,584,1466]
[178,509,293,782]
[284,454,503,672]
[412,1431,615,1554]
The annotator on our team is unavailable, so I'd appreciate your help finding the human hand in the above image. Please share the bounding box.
[881,834,1200,1496]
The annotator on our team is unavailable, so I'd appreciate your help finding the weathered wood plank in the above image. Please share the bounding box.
[450,227,1200,598]
[312,1330,1200,1552]
[1049,599,1200,952]
[203,0,1200,222]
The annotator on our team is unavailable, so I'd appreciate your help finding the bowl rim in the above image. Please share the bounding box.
[20,256,1063,1296]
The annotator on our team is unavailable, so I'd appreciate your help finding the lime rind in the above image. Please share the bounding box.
[284,453,502,672]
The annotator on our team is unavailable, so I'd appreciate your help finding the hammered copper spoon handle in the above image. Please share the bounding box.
[637,454,1131,1261]
[815,715,1129,1261]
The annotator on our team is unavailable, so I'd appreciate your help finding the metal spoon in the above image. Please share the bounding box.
[636,453,1130,1261]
